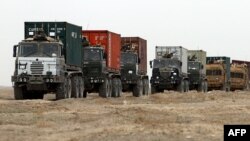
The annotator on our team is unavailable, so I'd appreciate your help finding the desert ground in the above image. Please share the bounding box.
[0,86,250,141]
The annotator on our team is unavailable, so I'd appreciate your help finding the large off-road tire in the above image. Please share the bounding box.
[133,79,143,97]
[108,79,112,97]
[72,76,80,98]
[142,79,149,95]
[203,81,208,93]
[198,81,204,92]
[99,77,110,98]
[14,85,24,100]
[79,77,84,98]
[111,78,119,97]
[184,80,189,92]
[151,85,156,94]
[117,79,122,97]
[56,77,72,100]
[177,80,184,93]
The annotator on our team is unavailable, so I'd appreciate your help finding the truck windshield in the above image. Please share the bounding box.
[231,72,243,78]
[121,53,137,65]
[153,59,180,69]
[18,43,59,57]
[40,43,59,57]
[83,48,102,61]
[206,70,222,75]
[188,62,200,70]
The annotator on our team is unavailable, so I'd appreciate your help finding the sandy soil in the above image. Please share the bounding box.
[0,86,250,141]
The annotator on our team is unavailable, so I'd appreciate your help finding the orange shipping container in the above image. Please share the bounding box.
[121,37,147,75]
[82,30,121,73]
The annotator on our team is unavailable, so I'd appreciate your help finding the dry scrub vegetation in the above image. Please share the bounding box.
[0,86,250,141]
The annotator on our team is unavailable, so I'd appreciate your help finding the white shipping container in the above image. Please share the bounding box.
[188,50,207,74]
[155,46,188,74]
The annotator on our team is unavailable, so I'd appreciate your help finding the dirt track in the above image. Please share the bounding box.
[0,87,250,141]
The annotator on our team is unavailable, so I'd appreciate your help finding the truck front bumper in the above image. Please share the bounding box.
[11,75,64,84]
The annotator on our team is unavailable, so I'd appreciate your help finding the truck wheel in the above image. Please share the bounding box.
[143,79,149,95]
[67,77,72,98]
[184,80,189,92]
[56,82,67,100]
[79,77,84,98]
[99,78,110,98]
[108,79,112,97]
[177,80,184,93]
[117,79,122,97]
[111,78,119,97]
[72,76,79,98]
[14,85,24,100]
[133,79,143,97]
[198,81,204,92]
[151,85,156,94]
[203,81,208,93]
[56,77,71,100]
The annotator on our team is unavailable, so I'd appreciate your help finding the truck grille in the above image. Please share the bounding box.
[160,71,171,78]
[30,62,44,75]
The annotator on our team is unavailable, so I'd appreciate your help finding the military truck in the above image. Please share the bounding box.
[11,22,84,100]
[188,50,207,92]
[82,30,122,98]
[206,56,231,91]
[120,37,149,97]
[232,60,250,90]
[230,63,249,91]
[150,46,189,93]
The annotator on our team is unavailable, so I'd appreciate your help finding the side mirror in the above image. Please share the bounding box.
[150,61,152,68]
[201,64,204,69]
[138,58,141,64]
[13,45,18,57]
[180,62,182,67]
[103,52,107,60]
[61,46,65,56]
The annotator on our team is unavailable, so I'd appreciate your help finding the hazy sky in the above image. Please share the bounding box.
[1,0,250,86]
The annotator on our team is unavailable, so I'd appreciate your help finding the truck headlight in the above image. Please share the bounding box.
[173,72,177,75]
[156,76,159,79]
[20,65,26,69]
[128,70,133,74]
[50,79,54,82]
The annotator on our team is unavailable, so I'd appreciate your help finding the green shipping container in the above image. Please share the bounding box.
[24,22,82,67]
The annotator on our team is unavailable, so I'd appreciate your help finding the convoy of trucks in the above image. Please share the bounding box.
[206,57,231,91]
[150,46,189,93]
[121,37,149,97]
[11,21,250,100]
